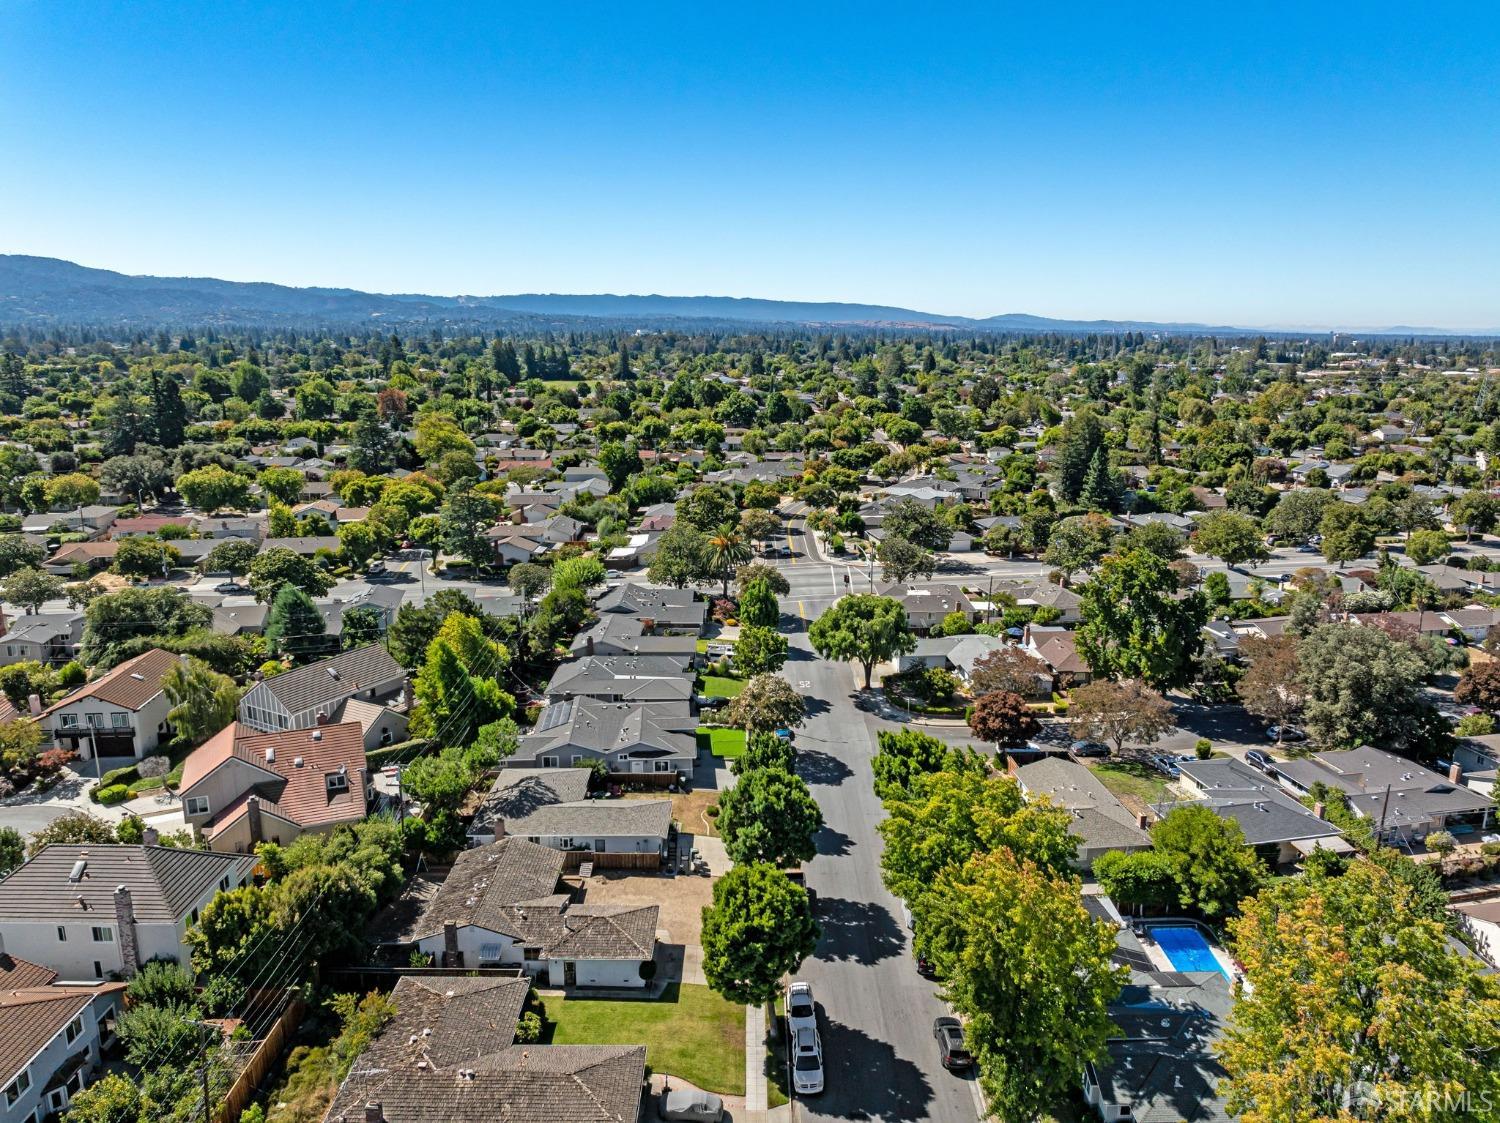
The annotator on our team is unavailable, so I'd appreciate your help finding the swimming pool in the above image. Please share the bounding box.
[1148,925,1226,976]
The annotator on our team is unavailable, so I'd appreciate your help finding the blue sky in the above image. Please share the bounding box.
[4,1,1498,328]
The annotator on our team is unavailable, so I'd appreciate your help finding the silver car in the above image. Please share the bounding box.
[659,1089,724,1121]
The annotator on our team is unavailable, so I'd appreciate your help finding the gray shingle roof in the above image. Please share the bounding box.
[507,799,672,842]
[0,845,254,923]
[410,839,566,942]
[260,644,404,714]
[517,699,695,763]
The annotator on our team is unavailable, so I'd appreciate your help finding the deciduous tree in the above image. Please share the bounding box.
[733,625,788,676]
[701,862,819,1015]
[1068,678,1176,754]
[161,657,239,746]
[809,594,916,689]
[1296,623,1426,749]
[248,547,333,604]
[967,690,1040,750]
[877,534,936,583]
[1220,860,1500,1123]
[175,465,252,513]
[1076,548,1207,688]
[968,647,1049,699]
[722,673,804,733]
[717,767,822,868]
[1237,635,1305,740]
[1192,510,1269,565]
[2,567,63,612]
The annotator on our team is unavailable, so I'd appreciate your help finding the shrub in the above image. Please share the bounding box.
[515,1011,543,1043]
[1426,830,1457,856]
[96,783,130,805]
[1195,738,1213,760]
[705,804,720,819]
[1481,840,1500,857]
[56,661,86,688]
[1052,702,1069,716]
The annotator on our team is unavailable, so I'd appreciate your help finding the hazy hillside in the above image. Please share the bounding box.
[0,254,1251,333]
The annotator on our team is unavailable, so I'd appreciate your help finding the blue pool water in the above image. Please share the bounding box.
[1148,925,1226,976]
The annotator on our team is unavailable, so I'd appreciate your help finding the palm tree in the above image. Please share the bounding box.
[707,524,752,599]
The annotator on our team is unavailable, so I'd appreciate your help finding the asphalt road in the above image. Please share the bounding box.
[785,631,982,1123]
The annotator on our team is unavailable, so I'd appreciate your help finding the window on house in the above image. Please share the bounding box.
[92,962,102,979]
[59,714,79,728]
[541,756,558,768]
[56,927,66,942]
[184,797,209,816]
[5,1070,30,1106]
[654,761,672,773]
[110,712,129,729]
[90,927,113,943]
[326,772,349,794]
[189,909,198,927]
[64,1017,82,1045]
[220,876,230,892]
[86,713,103,728]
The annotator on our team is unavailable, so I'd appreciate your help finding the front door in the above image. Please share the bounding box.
[564,961,576,986]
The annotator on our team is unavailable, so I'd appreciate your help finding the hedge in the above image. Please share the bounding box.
[366,740,433,770]
[96,784,130,806]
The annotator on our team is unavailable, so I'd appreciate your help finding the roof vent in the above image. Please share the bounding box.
[266,747,276,764]
[68,859,87,883]
[129,673,145,681]
[327,667,341,680]
[311,730,322,742]
[294,756,304,768]
[421,1027,432,1037]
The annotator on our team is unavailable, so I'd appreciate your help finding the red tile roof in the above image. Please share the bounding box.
[191,721,369,835]
[40,648,180,716]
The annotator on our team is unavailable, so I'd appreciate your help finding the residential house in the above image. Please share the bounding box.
[389,838,659,985]
[38,648,181,760]
[1083,921,1234,1123]
[176,721,371,853]
[1023,626,1094,689]
[0,956,124,1123]
[0,612,82,668]
[1166,758,1348,865]
[1272,746,1492,845]
[568,614,701,661]
[468,768,592,849]
[603,533,659,569]
[882,584,976,633]
[544,656,694,705]
[515,698,697,781]
[894,633,1010,682]
[238,645,406,733]
[325,976,645,1123]
[594,584,706,633]
[0,844,255,980]
[503,798,672,865]
[1013,757,1151,869]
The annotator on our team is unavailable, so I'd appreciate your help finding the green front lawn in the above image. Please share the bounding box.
[696,727,747,759]
[701,674,745,698]
[1090,760,1171,803]
[538,982,745,1095]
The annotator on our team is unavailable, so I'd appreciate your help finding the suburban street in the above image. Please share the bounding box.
[785,628,983,1123]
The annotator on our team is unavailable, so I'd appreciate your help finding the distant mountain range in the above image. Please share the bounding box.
[0,255,1488,337]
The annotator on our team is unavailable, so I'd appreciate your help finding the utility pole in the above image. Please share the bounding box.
[198,1065,211,1123]
[394,764,406,829]
[1376,783,1393,844]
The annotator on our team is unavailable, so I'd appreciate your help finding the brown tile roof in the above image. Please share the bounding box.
[0,971,124,1084]
[177,721,259,792]
[193,722,369,835]
[40,648,181,716]
[49,541,119,564]
[0,955,59,990]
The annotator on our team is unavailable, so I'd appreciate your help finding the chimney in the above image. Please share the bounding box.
[1449,761,1464,784]
[442,921,462,968]
[1313,801,1327,820]
[585,636,595,657]
[27,693,41,717]
[247,795,263,846]
[1005,756,1019,776]
[142,826,159,847]
[316,710,330,726]
[113,885,140,976]
[364,1105,384,1123]
[493,818,507,843]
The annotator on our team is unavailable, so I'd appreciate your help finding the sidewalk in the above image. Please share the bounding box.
[744,1002,767,1121]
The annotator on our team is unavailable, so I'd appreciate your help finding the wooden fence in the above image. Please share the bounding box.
[213,998,305,1123]
[560,850,661,871]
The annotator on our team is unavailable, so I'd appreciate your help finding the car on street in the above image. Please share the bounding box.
[933,1017,973,1071]
[1244,749,1275,773]
[790,1025,824,1095]
[1266,725,1306,743]
[915,953,938,979]
[367,560,387,575]
[786,981,817,1035]
[1069,739,1108,758]
[214,581,249,594]
[659,1089,724,1121]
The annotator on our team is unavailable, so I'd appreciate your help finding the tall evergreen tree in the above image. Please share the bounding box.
[150,372,187,449]
[264,584,330,663]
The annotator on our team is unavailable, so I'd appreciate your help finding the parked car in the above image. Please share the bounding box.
[1244,749,1275,773]
[1151,754,1181,777]
[786,981,817,1036]
[934,1017,973,1071]
[1069,739,1108,758]
[785,870,817,912]
[915,953,938,979]
[1266,726,1306,743]
[214,581,249,594]
[367,560,387,575]
[790,1025,825,1095]
[659,1090,724,1122]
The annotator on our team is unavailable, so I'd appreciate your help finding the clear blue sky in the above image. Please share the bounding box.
[4,1,1498,329]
